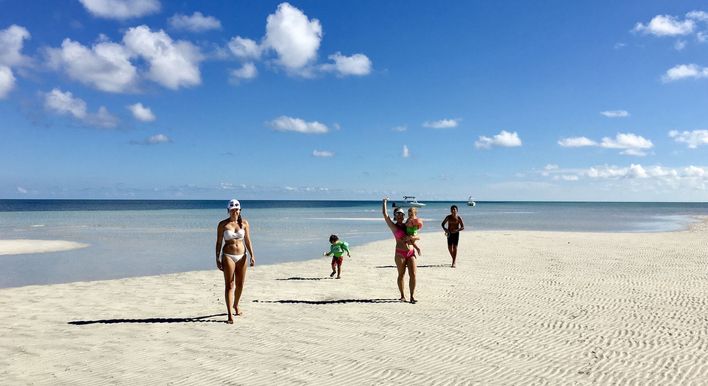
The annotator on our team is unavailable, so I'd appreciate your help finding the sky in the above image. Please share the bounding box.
[1,0,708,201]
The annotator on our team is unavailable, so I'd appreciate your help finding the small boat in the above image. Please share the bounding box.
[467,196,476,207]
[394,196,426,208]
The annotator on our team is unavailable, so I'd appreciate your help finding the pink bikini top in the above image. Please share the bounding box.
[394,228,406,240]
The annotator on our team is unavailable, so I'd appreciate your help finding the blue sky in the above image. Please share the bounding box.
[1,0,708,201]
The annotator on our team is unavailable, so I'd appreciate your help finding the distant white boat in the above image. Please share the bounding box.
[467,196,476,207]
[394,196,426,208]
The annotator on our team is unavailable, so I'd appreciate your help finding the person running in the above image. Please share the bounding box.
[383,198,419,303]
[215,199,255,324]
[441,205,464,268]
[324,234,350,279]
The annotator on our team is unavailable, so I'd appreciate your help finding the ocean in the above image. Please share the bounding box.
[1,199,706,288]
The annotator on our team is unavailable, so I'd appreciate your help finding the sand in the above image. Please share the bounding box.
[0,239,88,255]
[1,221,707,384]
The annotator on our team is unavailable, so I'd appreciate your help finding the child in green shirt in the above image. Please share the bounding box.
[324,234,350,279]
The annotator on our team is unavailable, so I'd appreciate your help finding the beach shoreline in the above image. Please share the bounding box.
[2,220,708,384]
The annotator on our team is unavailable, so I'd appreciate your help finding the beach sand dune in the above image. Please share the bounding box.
[1,224,707,384]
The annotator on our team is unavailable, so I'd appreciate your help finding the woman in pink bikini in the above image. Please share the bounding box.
[215,199,255,324]
[382,198,419,303]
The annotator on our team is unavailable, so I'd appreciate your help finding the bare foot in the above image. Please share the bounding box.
[330,271,336,278]
[410,298,418,304]
[227,318,234,324]
[399,296,406,302]
[451,264,456,268]
[233,308,243,316]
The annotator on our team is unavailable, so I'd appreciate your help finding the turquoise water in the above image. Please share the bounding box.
[1,200,706,288]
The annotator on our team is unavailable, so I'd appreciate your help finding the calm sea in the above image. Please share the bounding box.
[1,199,707,288]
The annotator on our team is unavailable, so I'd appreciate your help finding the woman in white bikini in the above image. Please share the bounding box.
[215,199,255,324]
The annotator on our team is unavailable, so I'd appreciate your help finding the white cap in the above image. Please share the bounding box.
[393,207,405,215]
[227,199,241,212]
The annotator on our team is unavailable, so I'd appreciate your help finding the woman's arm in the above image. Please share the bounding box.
[382,198,397,232]
[244,220,255,266]
[215,220,224,271]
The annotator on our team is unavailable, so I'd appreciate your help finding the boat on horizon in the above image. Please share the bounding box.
[467,196,476,207]
[393,196,426,208]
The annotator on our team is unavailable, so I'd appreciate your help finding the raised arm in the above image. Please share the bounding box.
[243,219,255,266]
[382,198,397,232]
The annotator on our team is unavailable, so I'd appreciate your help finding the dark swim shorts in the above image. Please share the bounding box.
[447,232,460,246]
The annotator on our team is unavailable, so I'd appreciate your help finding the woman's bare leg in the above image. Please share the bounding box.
[222,256,236,324]
[233,257,248,316]
[407,257,417,303]
[395,255,406,301]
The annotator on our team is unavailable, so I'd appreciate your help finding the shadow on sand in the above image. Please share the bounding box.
[68,313,227,325]
[253,298,401,305]
[375,264,450,269]
[276,277,330,281]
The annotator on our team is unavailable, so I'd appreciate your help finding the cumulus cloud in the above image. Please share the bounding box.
[263,2,322,73]
[229,62,258,83]
[662,64,708,82]
[169,12,221,32]
[123,25,203,89]
[312,149,333,157]
[687,10,708,22]
[79,0,161,20]
[600,110,630,118]
[320,52,372,76]
[600,133,653,156]
[633,14,695,36]
[268,115,328,134]
[402,145,410,158]
[0,25,31,67]
[475,130,522,149]
[44,88,118,128]
[127,102,156,122]
[669,129,708,148]
[558,136,597,147]
[45,38,138,93]
[130,133,172,145]
[228,36,262,60]
[422,119,460,129]
[0,66,15,99]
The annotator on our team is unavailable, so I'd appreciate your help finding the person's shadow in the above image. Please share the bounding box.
[276,277,330,281]
[68,313,227,325]
[375,264,450,268]
[253,298,401,305]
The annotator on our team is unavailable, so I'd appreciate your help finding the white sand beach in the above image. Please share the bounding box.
[1,222,707,384]
[0,239,89,255]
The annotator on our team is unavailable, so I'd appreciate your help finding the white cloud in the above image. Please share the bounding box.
[402,145,410,158]
[44,88,118,128]
[268,115,328,134]
[312,150,334,157]
[169,12,221,32]
[600,133,653,156]
[263,2,322,72]
[228,36,262,60]
[686,10,708,22]
[0,25,31,67]
[44,88,87,119]
[600,110,629,118]
[475,130,522,149]
[675,40,687,50]
[130,133,172,145]
[16,186,28,194]
[79,0,161,20]
[662,64,708,82]
[123,25,202,90]
[633,14,695,36]
[558,137,597,147]
[0,66,15,99]
[46,38,138,93]
[229,62,258,83]
[321,52,372,76]
[669,129,708,148]
[422,118,460,129]
[127,102,156,122]
[392,125,407,132]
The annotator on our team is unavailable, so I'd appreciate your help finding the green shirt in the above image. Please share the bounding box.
[329,241,350,257]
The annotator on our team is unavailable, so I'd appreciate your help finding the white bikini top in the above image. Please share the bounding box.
[223,229,245,241]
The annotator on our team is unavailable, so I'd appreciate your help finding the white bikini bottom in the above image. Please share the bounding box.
[221,253,245,264]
